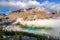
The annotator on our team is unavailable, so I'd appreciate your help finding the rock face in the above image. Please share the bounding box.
[0,8,60,23]
[0,15,3,18]
[4,8,60,22]
[0,13,4,18]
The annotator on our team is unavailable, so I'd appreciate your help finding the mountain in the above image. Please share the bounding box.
[5,8,60,22]
[0,13,4,18]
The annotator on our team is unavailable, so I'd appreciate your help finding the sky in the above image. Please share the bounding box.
[37,0,60,3]
[0,0,60,15]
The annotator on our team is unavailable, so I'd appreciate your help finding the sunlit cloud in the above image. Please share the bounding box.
[0,0,40,10]
[0,0,60,14]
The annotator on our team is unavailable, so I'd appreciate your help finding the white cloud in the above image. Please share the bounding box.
[0,0,40,10]
[0,0,60,14]
[39,1,60,14]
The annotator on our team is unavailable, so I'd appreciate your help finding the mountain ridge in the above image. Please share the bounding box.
[0,8,60,22]
[5,8,60,21]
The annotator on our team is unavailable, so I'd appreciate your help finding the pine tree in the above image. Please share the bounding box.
[13,32,18,40]
[0,18,3,40]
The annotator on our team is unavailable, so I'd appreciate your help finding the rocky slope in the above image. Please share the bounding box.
[5,8,60,21]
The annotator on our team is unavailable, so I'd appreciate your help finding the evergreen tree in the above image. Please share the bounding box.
[13,32,18,40]
[0,18,3,40]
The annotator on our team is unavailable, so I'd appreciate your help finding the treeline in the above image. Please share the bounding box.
[0,30,48,40]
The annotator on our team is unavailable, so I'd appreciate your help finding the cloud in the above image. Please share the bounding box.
[0,0,60,14]
[39,1,60,14]
[0,0,40,10]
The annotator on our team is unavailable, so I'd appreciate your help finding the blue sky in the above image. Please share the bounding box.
[0,0,60,3]
[37,0,60,3]
[0,0,60,15]
[49,0,60,3]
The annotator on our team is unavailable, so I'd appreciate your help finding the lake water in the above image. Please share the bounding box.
[3,28,51,40]
[21,27,60,39]
[22,27,51,34]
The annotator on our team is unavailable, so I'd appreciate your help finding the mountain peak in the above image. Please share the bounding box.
[5,8,56,21]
